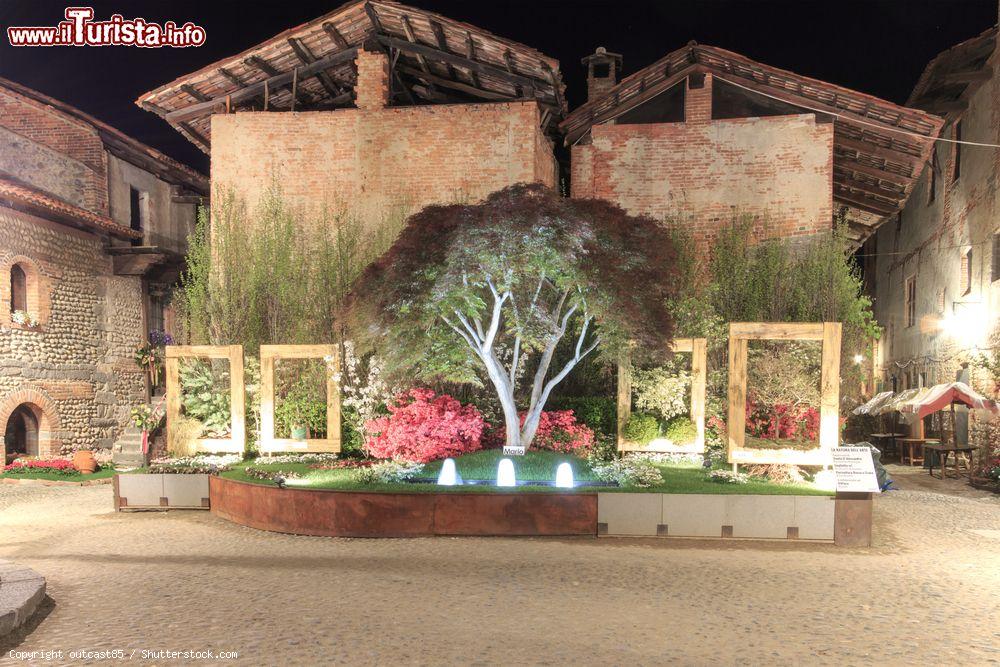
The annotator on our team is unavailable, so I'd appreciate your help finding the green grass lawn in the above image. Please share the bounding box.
[220,451,831,496]
[0,467,115,483]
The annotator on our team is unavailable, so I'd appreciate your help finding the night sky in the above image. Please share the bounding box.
[0,0,995,173]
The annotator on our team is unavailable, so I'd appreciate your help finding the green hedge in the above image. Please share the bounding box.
[546,396,617,436]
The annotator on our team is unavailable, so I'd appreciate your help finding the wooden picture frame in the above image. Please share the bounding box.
[165,345,245,454]
[617,338,708,453]
[727,322,842,465]
[259,344,341,454]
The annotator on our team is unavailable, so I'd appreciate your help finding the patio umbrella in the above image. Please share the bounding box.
[871,388,927,417]
[852,390,895,416]
[895,382,999,446]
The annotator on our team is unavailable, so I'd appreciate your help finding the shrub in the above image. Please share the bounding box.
[586,434,619,465]
[624,413,659,444]
[743,464,805,485]
[364,389,485,463]
[147,454,239,474]
[663,416,697,445]
[528,410,594,454]
[708,469,749,484]
[592,457,663,488]
[546,396,616,436]
[3,458,77,475]
[746,398,820,441]
[355,460,424,484]
[633,366,691,421]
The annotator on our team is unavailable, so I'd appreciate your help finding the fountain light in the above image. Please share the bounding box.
[555,462,574,488]
[437,458,461,486]
[496,458,516,487]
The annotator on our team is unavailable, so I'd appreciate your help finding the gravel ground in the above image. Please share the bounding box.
[0,471,997,666]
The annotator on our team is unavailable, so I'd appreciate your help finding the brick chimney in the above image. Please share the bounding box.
[684,72,713,123]
[356,48,389,110]
[581,47,623,102]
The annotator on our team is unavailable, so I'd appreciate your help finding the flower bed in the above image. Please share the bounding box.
[1,458,113,482]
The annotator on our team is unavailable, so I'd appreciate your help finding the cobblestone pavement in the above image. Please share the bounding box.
[0,475,997,666]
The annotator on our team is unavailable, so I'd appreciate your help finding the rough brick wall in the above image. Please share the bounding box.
[0,208,145,460]
[356,48,390,111]
[571,111,833,246]
[211,98,557,236]
[0,86,108,215]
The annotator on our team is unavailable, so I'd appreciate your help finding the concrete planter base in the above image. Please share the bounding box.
[0,561,45,638]
[598,492,845,542]
[113,474,211,510]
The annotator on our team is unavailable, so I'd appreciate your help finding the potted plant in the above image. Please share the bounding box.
[131,403,165,455]
[72,448,98,474]
[10,310,40,330]
[134,330,173,390]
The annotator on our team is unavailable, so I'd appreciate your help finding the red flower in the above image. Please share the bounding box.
[363,389,485,463]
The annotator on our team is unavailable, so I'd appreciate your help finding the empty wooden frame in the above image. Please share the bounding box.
[259,344,341,454]
[617,338,708,453]
[165,345,246,454]
[727,322,842,465]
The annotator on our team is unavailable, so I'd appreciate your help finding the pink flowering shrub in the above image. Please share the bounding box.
[524,410,594,454]
[746,398,820,441]
[4,458,77,474]
[364,388,485,463]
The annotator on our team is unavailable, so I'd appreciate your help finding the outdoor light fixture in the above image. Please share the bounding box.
[274,474,287,489]
[555,462,574,488]
[496,458,516,487]
[853,354,864,365]
[437,458,461,486]
[941,301,988,348]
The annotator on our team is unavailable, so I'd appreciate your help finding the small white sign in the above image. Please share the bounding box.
[831,446,881,493]
[502,445,526,457]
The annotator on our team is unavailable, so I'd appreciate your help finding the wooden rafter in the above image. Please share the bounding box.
[833,157,912,186]
[166,48,359,123]
[832,188,898,217]
[321,21,350,49]
[287,37,345,98]
[835,135,922,169]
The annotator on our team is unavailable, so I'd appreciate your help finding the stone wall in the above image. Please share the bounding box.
[869,45,1000,396]
[0,85,108,215]
[0,209,145,458]
[571,74,834,247]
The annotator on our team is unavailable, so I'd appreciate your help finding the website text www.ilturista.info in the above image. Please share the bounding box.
[7,7,206,48]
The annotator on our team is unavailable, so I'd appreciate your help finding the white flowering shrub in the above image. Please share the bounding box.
[354,460,424,485]
[332,341,396,449]
[10,310,39,328]
[592,457,663,488]
[633,366,690,421]
[708,469,749,484]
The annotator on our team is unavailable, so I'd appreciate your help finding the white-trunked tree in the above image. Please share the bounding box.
[346,184,680,452]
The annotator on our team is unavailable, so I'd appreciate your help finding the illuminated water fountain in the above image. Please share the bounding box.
[496,458,516,487]
[436,458,462,486]
[555,462,574,488]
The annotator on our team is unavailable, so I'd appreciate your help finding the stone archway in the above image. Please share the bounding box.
[0,388,61,462]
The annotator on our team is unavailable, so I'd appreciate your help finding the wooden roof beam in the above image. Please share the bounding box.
[322,21,350,49]
[377,35,551,104]
[397,64,516,102]
[835,135,923,169]
[835,176,905,202]
[429,20,460,81]
[180,84,210,103]
[166,47,359,123]
[287,37,346,98]
[833,157,912,186]
[921,98,969,114]
[833,189,898,217]
[941,66,993,84]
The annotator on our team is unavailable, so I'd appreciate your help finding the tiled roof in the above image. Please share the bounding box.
[0,174,140,240]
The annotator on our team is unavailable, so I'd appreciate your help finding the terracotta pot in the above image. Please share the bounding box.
[72,450,98,474]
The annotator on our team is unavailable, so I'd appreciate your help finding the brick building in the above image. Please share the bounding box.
[137,0,564,231]
[561,43,942,249]
[0,77,207,463]
[865,23,1000,438]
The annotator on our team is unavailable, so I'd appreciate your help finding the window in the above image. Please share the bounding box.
[953,121,962,181]
[9,264,26,313]
[960,247,973,295]
[992,232,1000,282]
[129,186,148,245]
[936,288,946,314]
[905,275,917,328]
[148,293,165,334]
[927,148,937,205]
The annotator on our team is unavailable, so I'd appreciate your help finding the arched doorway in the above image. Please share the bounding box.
[4,404,40,464]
